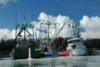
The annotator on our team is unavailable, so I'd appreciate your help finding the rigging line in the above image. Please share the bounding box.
[25,29,33,36]
[49,22,67,46]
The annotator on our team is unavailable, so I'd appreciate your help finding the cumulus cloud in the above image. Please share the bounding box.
[0,0,17,6]
[2,12,100,41]
[0,12,76,41]
[0,28,34,41]
[32,12,76,39]
[0,28,15,41]
[80,16,100,39]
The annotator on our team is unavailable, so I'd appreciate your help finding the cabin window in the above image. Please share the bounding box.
[75,39,80,42]
[68,41,72,43]
[72,39,80,43]
[71,45,76,49]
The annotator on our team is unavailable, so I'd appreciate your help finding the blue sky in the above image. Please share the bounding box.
[0,0,100,29]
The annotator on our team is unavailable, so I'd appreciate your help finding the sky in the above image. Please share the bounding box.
[0,0,100,40]
[0,0,100,28]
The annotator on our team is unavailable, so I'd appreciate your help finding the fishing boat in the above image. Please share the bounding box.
[66,38,87,56]
[11,24,46,59]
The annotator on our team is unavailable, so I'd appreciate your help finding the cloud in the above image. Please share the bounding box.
[32,12,76,38]
[0,0,17,6]
[0,28,15,41]
[80,16,100,39]
[0,28,33,41]
[0,12,76,41]
[1,12,100,41]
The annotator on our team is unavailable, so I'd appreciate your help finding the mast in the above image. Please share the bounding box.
[47,21,51,49]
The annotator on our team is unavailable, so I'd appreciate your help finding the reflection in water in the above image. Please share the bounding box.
[1,56,100,67]
[12,57,88,67]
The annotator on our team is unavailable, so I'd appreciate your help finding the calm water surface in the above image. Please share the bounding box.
[0,56,100,67]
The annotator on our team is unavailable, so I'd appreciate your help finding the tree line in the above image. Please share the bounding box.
[0,38,100,51]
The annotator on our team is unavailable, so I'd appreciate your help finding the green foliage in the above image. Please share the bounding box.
[0,38,100,51]
[0,39,15,51]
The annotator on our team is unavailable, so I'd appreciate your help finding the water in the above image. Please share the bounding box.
[0,56,100,67]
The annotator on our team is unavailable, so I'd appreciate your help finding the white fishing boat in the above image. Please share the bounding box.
[66,38,87,56]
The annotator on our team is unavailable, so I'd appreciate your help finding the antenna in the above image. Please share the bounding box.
[15,12,17,38]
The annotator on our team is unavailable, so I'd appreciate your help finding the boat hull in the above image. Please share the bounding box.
[11,48,28,59]
[31,48,46,58]
[70,48,86,56]
[11,48,46,59]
